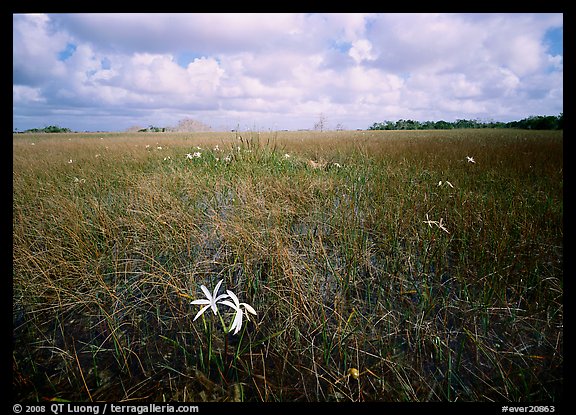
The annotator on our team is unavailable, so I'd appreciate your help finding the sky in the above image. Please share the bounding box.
[13,13,563,132]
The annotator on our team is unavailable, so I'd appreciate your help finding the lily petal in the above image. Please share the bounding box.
[200,285,212,299]
[233,311,243,335]
[220,300,238,310]
[225,290,239,305]
[210,280,227,314]
[193,304,211,321]
[190,299,210,305]
[243,303,257,316]
[213,280,223,296]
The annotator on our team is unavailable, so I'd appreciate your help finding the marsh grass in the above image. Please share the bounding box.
[13,129,562,401]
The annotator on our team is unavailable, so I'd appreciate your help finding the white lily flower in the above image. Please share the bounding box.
[423,214,449,234]
[190,279,229,321]
[221,290,257,335]
[437,217,450,234]
[423,213,437,228]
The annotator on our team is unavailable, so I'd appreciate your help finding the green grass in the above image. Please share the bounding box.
[13,129,562,402]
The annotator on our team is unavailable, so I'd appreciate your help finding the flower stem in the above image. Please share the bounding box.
[216,310,231,379]
[224,332,229,377]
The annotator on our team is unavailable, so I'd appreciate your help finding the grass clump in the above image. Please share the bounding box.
[13,129,562,402]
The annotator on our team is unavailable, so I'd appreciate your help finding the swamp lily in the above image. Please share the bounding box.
[190,279,229,321]
[423,213,450,234]
[437,180,454,188]
[221,290,257,335]
[190,280,257,335]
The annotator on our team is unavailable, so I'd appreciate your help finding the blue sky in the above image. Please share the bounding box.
[13,13,563,132]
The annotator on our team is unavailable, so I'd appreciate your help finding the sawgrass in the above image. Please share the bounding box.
[13,129,562,402]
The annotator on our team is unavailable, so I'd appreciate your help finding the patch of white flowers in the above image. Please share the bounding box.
[186,152,202,159]
[190,279,257,335]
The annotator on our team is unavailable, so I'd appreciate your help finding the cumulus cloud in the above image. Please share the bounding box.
[349,39,377,64]
[13,13,563,131]
[13,85,45,104]
[13,14,69,85]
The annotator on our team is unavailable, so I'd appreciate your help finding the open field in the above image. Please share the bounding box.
[13,129,563,402]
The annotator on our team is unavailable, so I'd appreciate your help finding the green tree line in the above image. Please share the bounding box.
[18,125,72,133]
[368,114,563,131]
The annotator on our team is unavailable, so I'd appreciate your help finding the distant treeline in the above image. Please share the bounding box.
[368,114,563,131]
[18,125,72,133]
[15,114,563,134]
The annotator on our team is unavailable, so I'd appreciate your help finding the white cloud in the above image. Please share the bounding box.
[13,85,45,104]
[122,53,193,96]
[349,39,377,64]
[13,14,69,85]
[13,13,563,131]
